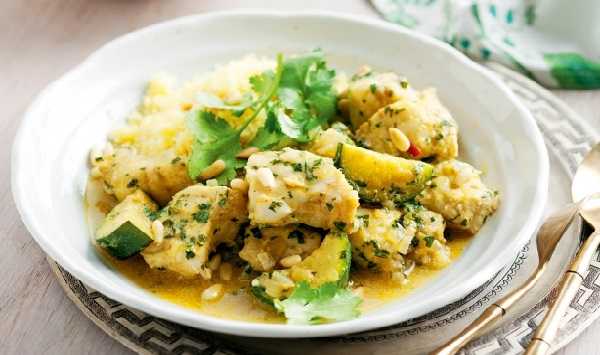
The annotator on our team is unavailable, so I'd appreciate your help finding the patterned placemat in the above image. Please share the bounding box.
[48,65,599,355]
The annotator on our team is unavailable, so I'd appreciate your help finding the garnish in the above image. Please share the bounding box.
[423,236,435,247]
[187,54,284,183]
[192,203,212,223]
[268,200,283,212]
[288,229,305,244]
[250,49,337,148]
[334,221,346,232]
[187,50,337,184]
[274,281,362,325]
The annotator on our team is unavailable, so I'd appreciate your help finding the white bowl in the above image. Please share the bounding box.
[12,10,549,338]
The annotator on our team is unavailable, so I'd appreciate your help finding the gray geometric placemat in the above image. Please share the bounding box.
[48,65,598,355]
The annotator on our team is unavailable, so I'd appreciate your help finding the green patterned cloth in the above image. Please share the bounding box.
[371,0,600,89]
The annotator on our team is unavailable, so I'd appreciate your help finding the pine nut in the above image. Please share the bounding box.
[257,252,275,271]
[181,102,193,111]
[389,127,410,152]
[200,159,226,180]
[199,267,212,280]
[337,98,349,113]
[392,271,408,284]
[256,167,276,188]
[236,146,260,159]
[357,65,372,77]
[219,262,233,281]
[201,284,224,301]
[151,220,164,243]
[205,179,218,186]
[230,178,248,192]
[208,254,222,271]
[283,176,305,188]
[280,254,302,268]
[271,271,295,288]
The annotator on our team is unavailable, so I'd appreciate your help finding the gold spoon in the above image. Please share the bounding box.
[432,143,600,355]
[430,204,581,355]
[526,143,600,354]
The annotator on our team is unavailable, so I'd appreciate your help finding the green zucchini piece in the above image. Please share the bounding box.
[250,232,352,307]
[96,190,157,259]
[338,144,433,205]
[290,232,351,288]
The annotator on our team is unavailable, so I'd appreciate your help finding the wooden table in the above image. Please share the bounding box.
[1,1,599,354]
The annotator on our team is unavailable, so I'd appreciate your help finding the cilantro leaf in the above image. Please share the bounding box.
[250,50,337,147]
[279,49,337,141]
[275,281,362,325]
[186,111,245,184]
[196,92,254,111]
[186,54,283,184]
[187,110,236,143]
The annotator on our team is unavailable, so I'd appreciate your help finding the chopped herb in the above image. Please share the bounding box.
[424,236,435,247]
[218,191,228,207]
[303,159,322,181]
[334,221,346,232]
[366,240,389,258]
[333,143,343,168]
[185,250,196,259]
[340,250,348,260]
[250,227,262,239]
[127,178,138,188]
[197,234,207,246]
[325,202,334,211]
[291,163,303,172]
[461,219,468,226]
[192,203,211,223]
[391,217,402,229]
[143,207,160,221]
[400,80,409,89]
[369,83,377,93]
[95,157,104,162]
[288,229,305,244]
[268,201,283,212]
[171,157,182,164]
[411,237,419,248]
[357,214,370,228]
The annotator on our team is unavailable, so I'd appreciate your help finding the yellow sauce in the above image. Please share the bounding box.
[86,177,472,323]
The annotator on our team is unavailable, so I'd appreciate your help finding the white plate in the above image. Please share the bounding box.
[11,10,549,338]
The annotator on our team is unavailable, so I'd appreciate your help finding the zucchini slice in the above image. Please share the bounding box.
[290,232,351,288]
[96,190,157,259]
[337,144,433,206]
[251,232,352,306]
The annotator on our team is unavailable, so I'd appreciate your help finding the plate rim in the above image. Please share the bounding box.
[11,9,549,338]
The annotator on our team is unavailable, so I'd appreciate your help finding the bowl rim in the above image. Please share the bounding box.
[11,9,549,338]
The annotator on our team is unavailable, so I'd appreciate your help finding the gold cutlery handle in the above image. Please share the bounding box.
[431,267,544,355]
[430,305,505,355]
[525,230,600,355]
